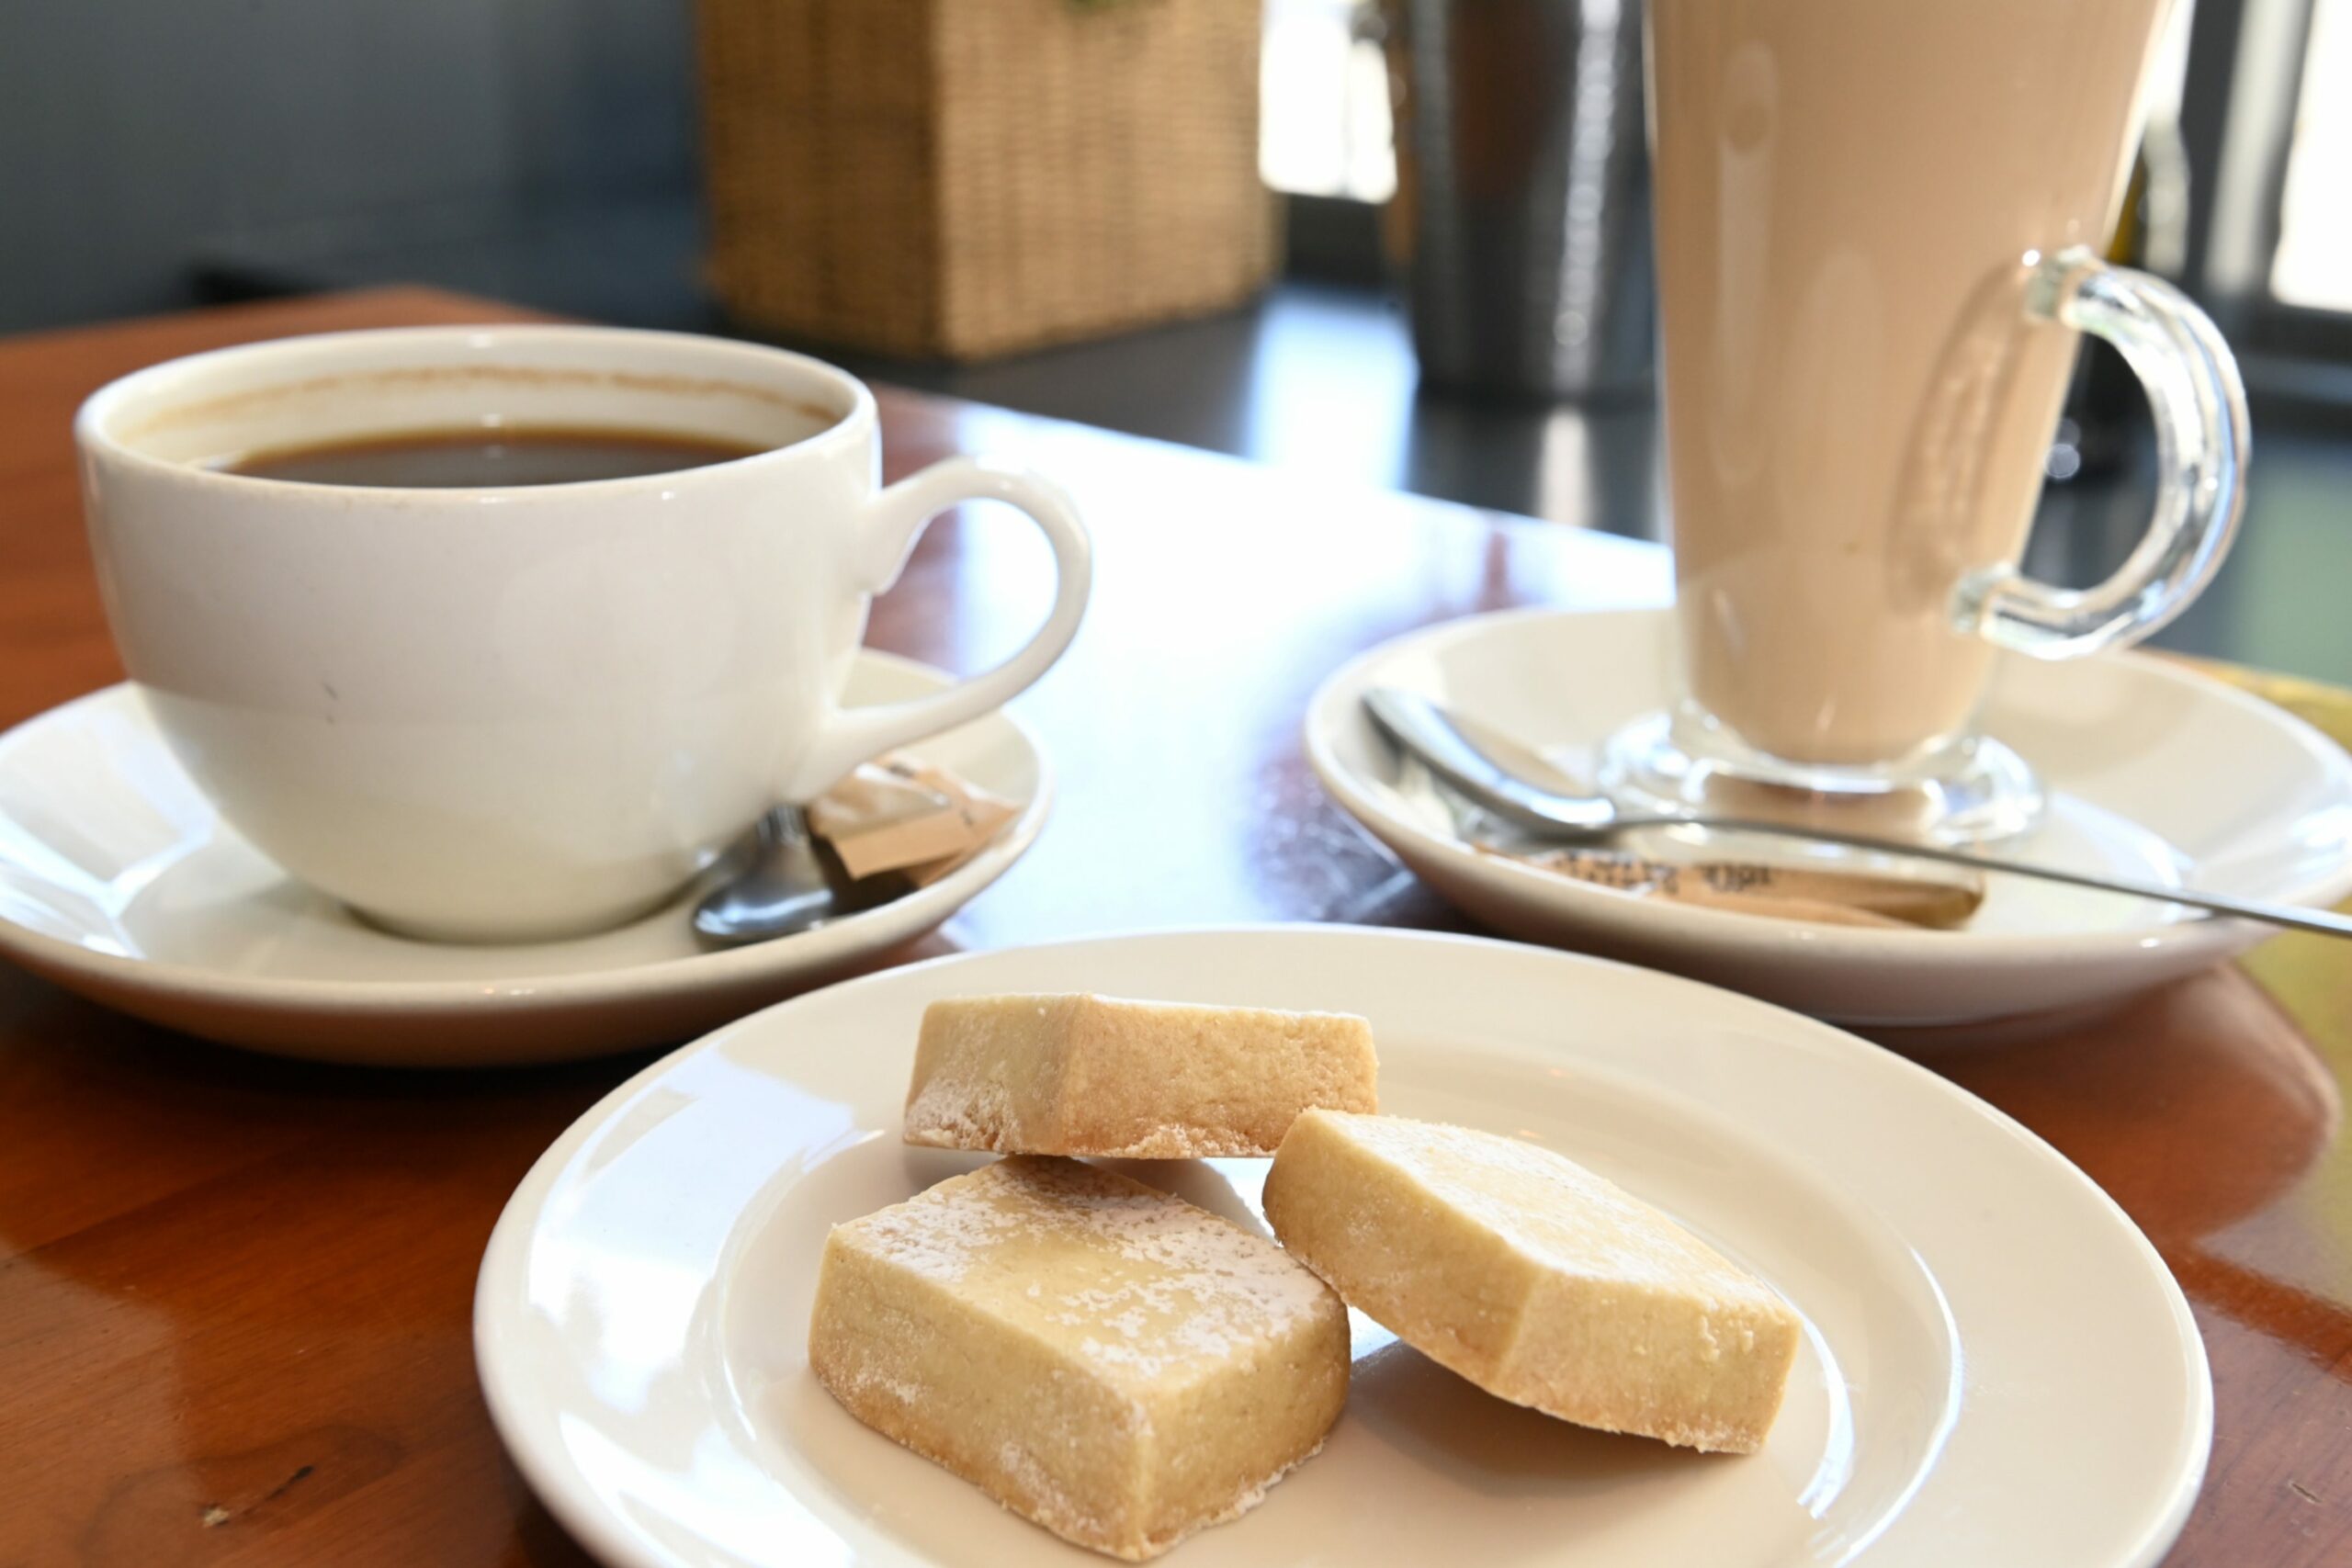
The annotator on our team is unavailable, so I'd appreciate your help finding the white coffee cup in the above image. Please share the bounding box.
[76,325,1091,942]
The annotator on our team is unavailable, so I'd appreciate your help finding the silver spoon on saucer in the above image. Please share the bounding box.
[694,806,861,945]
[1364,686,2352,939]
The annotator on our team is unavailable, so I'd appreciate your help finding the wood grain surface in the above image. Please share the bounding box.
[0,289,2345,1565]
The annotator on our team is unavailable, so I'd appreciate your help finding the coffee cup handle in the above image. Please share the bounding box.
[781,456,1092,800]
[1951,245,2249,658]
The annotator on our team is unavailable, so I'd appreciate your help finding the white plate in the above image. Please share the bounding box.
[1306,606,2352,1025]
[0,652,1046,1066]
[475,925,2209,1568]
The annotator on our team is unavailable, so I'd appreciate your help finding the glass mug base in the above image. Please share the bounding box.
[1599,704,2045,847]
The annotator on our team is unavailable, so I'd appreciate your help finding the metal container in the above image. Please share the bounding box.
[1390,0,1654,401]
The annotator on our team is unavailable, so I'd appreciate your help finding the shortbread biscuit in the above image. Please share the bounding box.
[808,1157,1350,1560]
[903,993,1378,1156]
[1263,1110,1799,1453]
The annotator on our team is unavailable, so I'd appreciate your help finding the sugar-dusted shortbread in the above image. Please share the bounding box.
[1262,1110,1800,1454]
[903,993,1378,1157]
[808,1156,1350,1561]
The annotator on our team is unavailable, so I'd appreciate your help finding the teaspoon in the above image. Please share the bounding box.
[693,806,853,945]
[1364,686,2352,940]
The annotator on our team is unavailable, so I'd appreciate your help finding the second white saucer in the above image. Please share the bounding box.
[1306,607,2352,1026]
[0,652,1048,1066]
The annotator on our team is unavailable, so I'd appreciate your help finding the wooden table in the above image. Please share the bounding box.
[2,289,2345,1566]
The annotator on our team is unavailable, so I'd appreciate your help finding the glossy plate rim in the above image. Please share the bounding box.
[473,923,2211,1568]
[0,651,1050,1018]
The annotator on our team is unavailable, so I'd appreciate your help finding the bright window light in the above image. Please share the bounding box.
[2272,0,2352,308]
[1261,0,1397,202]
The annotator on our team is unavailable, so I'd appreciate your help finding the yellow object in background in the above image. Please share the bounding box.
[2183,656,2352,1048]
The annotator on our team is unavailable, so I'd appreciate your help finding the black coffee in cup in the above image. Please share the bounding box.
[226,426,765,488]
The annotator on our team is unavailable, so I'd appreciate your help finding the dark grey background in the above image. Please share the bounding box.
[0,0,697,333]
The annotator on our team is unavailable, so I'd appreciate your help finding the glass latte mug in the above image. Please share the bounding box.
[1604,0,2246,842]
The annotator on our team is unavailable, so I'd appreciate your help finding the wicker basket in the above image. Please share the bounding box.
[699,0,1277,361]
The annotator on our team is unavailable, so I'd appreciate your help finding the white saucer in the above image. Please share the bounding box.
[1306,607,2352,1026]
[474,926,2209,1568]
[0,653,1047,1066]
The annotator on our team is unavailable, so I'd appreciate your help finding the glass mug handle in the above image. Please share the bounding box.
[780,456,1092,800]
[1951,245,2249,658]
